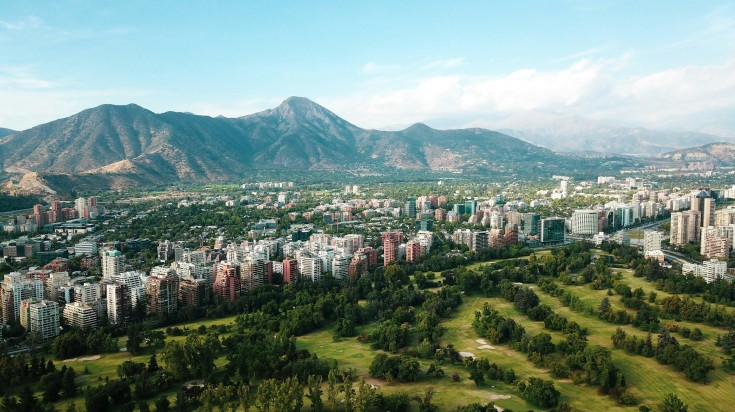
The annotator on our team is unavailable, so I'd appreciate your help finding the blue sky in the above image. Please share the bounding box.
[1,1,734,135]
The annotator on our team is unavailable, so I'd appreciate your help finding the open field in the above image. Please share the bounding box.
[466,249,552,271]
[47,315,240,411]
[297,326,534,411]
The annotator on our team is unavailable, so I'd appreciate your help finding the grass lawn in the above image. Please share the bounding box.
[48,315,240,411]
[297,325,534,411]
[466,249,551,271]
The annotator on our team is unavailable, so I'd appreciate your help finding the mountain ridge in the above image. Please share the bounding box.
[0,97,638,194]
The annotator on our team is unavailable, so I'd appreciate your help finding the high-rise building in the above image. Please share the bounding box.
[405,240,422,263]
[522,213,540,236]
[670,211,701,245]
[700,226,731,260]
[331,255,351,279]
[102,250,124,279]
[471,231,489,251]
[298,254,323,282]
[540,218,566,243]
[465,200,478,216]
[452,229,474,250]
[614,206,634,228]
[571,210,598,235]
[63,301,98,329]
[179,278,211,308]
[715,208,735,227]
[691,191,715,228]
[147,268,179,315]
[404,198,416,218]
[106,283,130,325]
[1,273,44,323]
[683,259,728,283]
[282,258,299,283]
[241,256,271,293]
[434,208,447,222]
[21,299,59,340]
[643,231,663,254]
[381,231,404,267]
[212,262,241,302]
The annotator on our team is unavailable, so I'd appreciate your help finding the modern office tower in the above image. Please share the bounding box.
[571,210,598,235]
[522,213,540,236]
[691,190,715,228]
[465,200,478,216]
[404,198,416,218]
[540,218,566,243]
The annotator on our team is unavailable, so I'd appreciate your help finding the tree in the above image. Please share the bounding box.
[354,377,375,412]
[521,377,560,408]
[61,367,77,397]
[327,369,339,411]
[155,396,170,412]
[127,325,142,355]
[160,341,189,381]
[658,393,688,412]
[306,375,323,411]
[412,387,438,412]
[147,353,160,373]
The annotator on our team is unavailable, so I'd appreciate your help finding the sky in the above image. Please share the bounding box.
[1,1,735,136]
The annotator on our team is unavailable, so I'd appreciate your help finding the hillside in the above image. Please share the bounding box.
[0,97,636,193]
[0,128,15,138]
[658,142,735,165]
[468,111,728,156]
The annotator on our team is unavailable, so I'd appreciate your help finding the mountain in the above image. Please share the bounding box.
[659,142,735,165]
[0,97,635,193]
[0,128,15,138]
[463,111,729,156]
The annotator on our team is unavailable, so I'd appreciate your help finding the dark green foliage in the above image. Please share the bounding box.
[369,353,421,382]
[51,328,119,359]
[658,393,688,412]
[520,377,560,408]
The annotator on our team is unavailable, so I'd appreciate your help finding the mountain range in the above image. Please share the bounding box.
[447,111,732,156]
[0,128,16,139]
[0,97,640,194]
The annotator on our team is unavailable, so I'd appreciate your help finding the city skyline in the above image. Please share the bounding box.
[1,1,734,136]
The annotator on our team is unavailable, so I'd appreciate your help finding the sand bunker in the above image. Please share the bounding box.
[62,355,101,362]
[459,351,476,358]
[490,394,511,400]
[477,344,496,350]
[475,339,487,344]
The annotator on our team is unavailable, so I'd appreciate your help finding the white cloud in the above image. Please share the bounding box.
[324,56,735,136]
[0,16,42,31]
